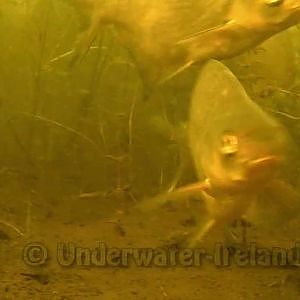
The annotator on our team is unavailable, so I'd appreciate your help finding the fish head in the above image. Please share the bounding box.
[229,0,300,27]
[206,125,288,193]
[256,0,300,27]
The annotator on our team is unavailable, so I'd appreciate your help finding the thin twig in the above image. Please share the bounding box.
[48,47,100,64]
[26,198,32,237]
[267,108,300,120]
[7,119,35,166]
[268,85,300,98]
[20,112,102,153]
[104,154,127,162]
[78,191,102,199]
[159,286,168,298]
[0,220,24,237]
[128,82,139,185]
[48,50,74,63]
[128,88,137,150]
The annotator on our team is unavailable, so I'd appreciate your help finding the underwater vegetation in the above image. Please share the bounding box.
[0,0,299,243]
[0,1,300,298]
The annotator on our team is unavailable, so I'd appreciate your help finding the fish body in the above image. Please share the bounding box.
[189,59,288,192]
[68,0,300,86]
[187,59,289,245]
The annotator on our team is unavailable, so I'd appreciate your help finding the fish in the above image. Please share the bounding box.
[138,59,291,246]
[188,59,290,245]
[189,60,288,193]
[67,0,300,89]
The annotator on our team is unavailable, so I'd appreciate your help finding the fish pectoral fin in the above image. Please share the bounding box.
[136,180,211,212]
[159,60,195,84]
[175,21,235,46]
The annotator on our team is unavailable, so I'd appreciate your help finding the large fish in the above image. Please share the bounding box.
[138,59,291,246]
[188,59,289,245]
[68,0,300,87]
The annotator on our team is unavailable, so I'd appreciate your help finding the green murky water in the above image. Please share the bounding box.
[1,1,300,299]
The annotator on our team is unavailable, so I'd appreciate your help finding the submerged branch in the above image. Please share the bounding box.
[267,108,300,120]
[19,112,102,154]
[0,220,24,237]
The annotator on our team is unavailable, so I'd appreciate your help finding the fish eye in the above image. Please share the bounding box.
[220,133,239,156]
[264,0,284,7]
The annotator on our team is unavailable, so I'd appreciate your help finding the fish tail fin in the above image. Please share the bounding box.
[136,180,211,212]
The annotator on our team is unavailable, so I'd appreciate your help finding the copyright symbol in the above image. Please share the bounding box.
[23,243,48,266]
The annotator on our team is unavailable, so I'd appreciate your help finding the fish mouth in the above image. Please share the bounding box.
[243,154,283,183]
[209,154,283,193]
[231,155,282,186]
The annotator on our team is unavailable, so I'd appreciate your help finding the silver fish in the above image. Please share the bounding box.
[69,0,300,86]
